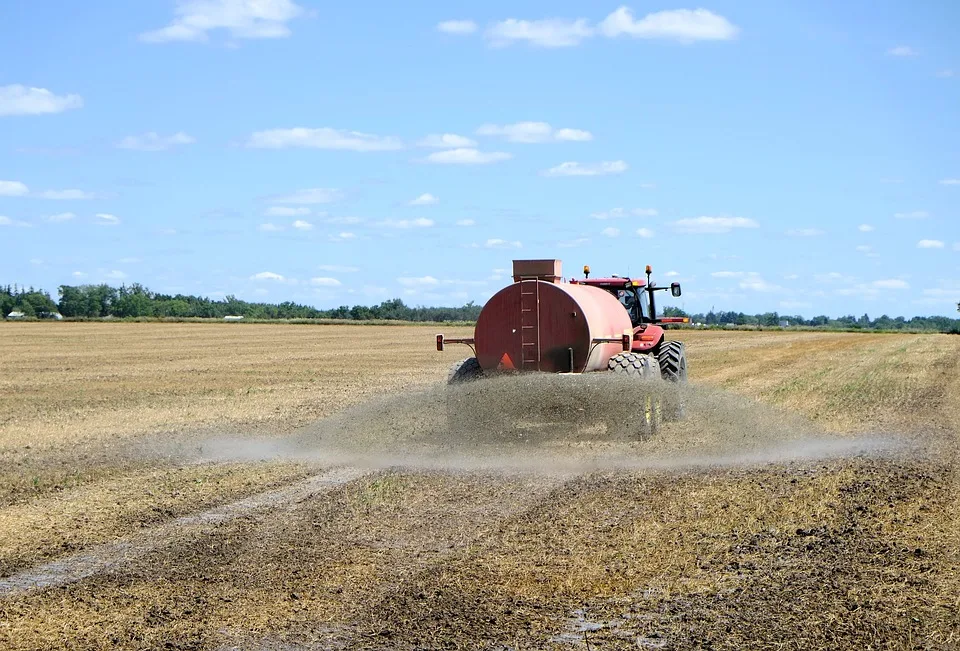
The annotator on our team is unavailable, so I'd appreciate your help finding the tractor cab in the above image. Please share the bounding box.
[571,264,684,328]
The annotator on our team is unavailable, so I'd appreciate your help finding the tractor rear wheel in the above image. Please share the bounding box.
[447,356,483,384]
[607,352,662,436]
[657,341,687,383]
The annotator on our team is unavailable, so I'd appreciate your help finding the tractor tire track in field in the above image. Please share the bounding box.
[0,465,371,598]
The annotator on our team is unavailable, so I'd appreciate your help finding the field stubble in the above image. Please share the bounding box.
[0,323,958,649]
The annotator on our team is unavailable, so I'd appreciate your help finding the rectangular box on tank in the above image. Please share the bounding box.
[512,259,562,283]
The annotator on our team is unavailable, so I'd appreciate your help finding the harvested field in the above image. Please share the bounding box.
[0,323,958,649]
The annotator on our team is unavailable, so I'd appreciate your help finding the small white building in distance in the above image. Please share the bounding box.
[223,315,244,322]
[5,311,26,320]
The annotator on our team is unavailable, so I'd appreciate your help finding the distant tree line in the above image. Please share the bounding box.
[2,283,958,332]
[661,306,960,333]
[1,283,482,322]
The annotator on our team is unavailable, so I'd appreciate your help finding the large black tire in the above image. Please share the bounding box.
[447,357,483,384]
[657,341,688,383]
[607,352,662,436]
[607,352,661,379]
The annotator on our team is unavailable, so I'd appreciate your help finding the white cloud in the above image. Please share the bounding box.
[46,212,76,223]
[292,219,313,231]
[95,213,120,226]
[784,274,799,280]
[894,210,929,219]
[740,274,781,292]
[0,180,29,196]
[0,216,29,227]
[664,271,680,278]
[558,237,590,248]
[409,193,439,206]
[477,121,593,143]
[140,0,305,43]
[456,219,475,226]
[417,133,477,148]
[873,279,909,289]
[398,275,440,286]
[424,148,512,164]
[272,188,343,204]
[72,271,87,278]
[258,222,284,232]
[325,215,363,224]
[858,224,874,232]
[779,300,812,309]
[247,127,402,151]
[251,271,286,281]
[887,45,917,57]
[939,178,960,185]
[672,216,759,233]
[542,160,627,177]
[786,228,824,237]
[309,277,341,287]
[485,18,593,48]
[437,20,477,35]
[265,206,310,217]
[35,189,96,200]
[317,264,359,273]
[599,7,739,42]
[917,239,944,249]
[483,238,522,249]
[601,227,620,237]
[377,217,434,229]
[104,270,127,280]
[116,131,195,151]
[635,227,654,238]
[711,271,744,278]
[0,85,83,117]
[592,207,659,219]
[328,232,356,242]
[856,245,873,253]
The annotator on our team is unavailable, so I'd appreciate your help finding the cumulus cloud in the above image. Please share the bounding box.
[247,127,402,151]
[309,277,341,287]
[417,133,477,148]
[485,18,593,47]
[251,271,286,281]
[35,189,97,200]
[437,20,477,34]
[873,279,909,289]
[858,224,874,232]
[258,222,284,232]
[0,180,29,196]
[140,0,305,43]
[0,216,30,227]
[542,160,627,176]
[482,238,522,249]
[95,213,121,226]
[601,227,620,237]
[456,219,475,226]
[292,219,313,231]
[592,207,659,219]
[328,232,357,242]
[635,228,654,238]
[377,218,434,229]
[887,45,917,56]
[325,215,363,225]
[786,228,824,236]
[398,275,440,286]
[599,7,740,42]
[409,193,439,206]
[265,206,309,217]
[45,212,76,223]
[672,216,759,233]
[917,239,944,249]
[894,210,928,219]
[271,188,343,204]
[116,131,195,151]
[0,84,83,117]
[476,121,592,143]
[104,270,127,280]
[424,148,511,164]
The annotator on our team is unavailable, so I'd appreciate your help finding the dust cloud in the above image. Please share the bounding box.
[178,373,905,475]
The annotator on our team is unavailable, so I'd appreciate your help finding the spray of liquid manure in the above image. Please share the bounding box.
[183,374,904,475]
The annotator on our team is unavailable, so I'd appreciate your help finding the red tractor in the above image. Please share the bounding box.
[436,259,689,434]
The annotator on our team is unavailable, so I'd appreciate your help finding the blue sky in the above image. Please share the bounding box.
[1,0,958,317]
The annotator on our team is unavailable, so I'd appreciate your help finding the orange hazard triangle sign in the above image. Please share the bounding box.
[497,352,515,370]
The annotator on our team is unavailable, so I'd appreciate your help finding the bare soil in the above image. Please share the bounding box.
[0,324,957,650]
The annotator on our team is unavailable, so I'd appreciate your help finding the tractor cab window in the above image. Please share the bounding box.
[615,288,646,326]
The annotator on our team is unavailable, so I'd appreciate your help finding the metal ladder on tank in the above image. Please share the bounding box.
[518,277,541,371]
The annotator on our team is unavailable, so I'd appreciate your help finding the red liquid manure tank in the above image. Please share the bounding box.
[442,259,633,374]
